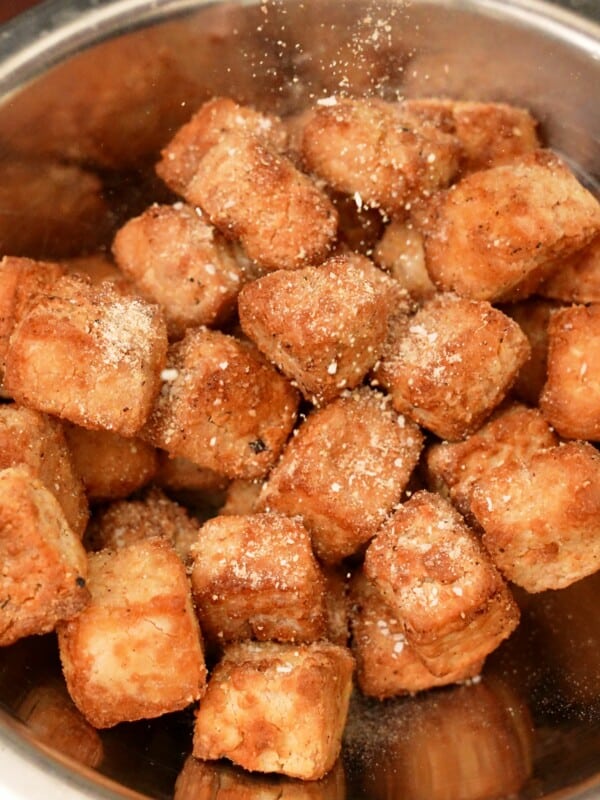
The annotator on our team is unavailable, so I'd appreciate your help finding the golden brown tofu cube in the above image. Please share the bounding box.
[471,441,600,593]
[86,488,199,563]
[403,98,540,172]
[4,275,168,437]
[258,388,423,564]
[156,451,229,493]
[184,132,338,271]
[191,513,326,645]
[0,466,89,646]
[156,97,288,196]
[220,479,262,516]
[503,297,560,405]
[374,221,436,302]
[350,572,482,699]
[18,681,103,768]
[0,158,112,259]
[112,202,244,338]
[364,491,519,677]
[374,293,529,440]
[0,404,88,537]
[58,538,206,728]
[238,254,398,404]
[423,150,600,302]
[64,424,157,503]
[0,256,65,390]
[300,97,460,216]
[175,755,346,800]
[425,403,558,522]
[142,328,299,480]
[61,253,127,287]
[193,640,354,780]
[540,304,600,439]
[540,234,600,303]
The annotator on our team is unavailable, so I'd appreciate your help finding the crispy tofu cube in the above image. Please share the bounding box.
[193,641,354,780]
[142,328,299,480]
[62,253,128,287]
[156,451,229,493]
[540,304,600,439]
[258,388,423,564]
[503,297,559,405]
[238,254,399,404]
[300,97,460,216]
[58,538,206,728]
[175,755,346,800]
[364,491,519,677]
[64,424,157,502]
[0,404,88,537]
[425,403,558,522]
[190,513,326,645]
[540,234,600,303]
[112,203,244,338]
[0,466,89,646]
[156,97,288,197]
[86,488,199,563]
[374,293,529,440]
[220,479,262,516]
[4,275,168,436]
[0,158,111,259]
[0,256,65,390]
[403,98,540,172]
[350,572,482,699]
[374,221,436,302]
[471,441,600,592]
[18,681,103,768]
[422,150,600,302]
[184,132,338,271]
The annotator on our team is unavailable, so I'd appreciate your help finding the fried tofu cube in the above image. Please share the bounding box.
[193,641,354,780]
[156,97,288,197]
[374,221,436,302]
[86,488,199,563]
[364,491,519,677]
[258,388,423,564]
[0,466,89,646]
[471,441,600,592]
[0,158,112,259]
[112,203,244,338]
[175,755,346,800]
[503,297,560,405]
[190,513,326,645]
[238,254,399,404]
[425,403,558,522]
[142,328,299,480]
[300,97,460,216]
[422,150,600,302]
[64,424,157,502]
[156,451,229,494]
[58,538,206,728]
[0,256,65,390]
[374,293,529,440]
[403,98,540,172]
[184,132,338,271]
[540,234,600,303]
[220,479,262,516]
[350,572,482,699]
[18,681,103,768]
[4,275,168,436]
[0,405,88,537]
[62,253,128,287]
[540,304,600,439]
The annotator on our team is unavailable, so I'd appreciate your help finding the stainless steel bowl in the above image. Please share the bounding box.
[0,1,599,798]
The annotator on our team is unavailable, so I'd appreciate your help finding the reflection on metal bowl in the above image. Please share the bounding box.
[0,0,599,798]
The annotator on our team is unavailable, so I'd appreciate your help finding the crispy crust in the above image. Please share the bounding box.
[540,233,600,303]
[193,641,354,780]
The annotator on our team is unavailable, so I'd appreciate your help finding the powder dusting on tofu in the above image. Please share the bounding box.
[95,297,155,366]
